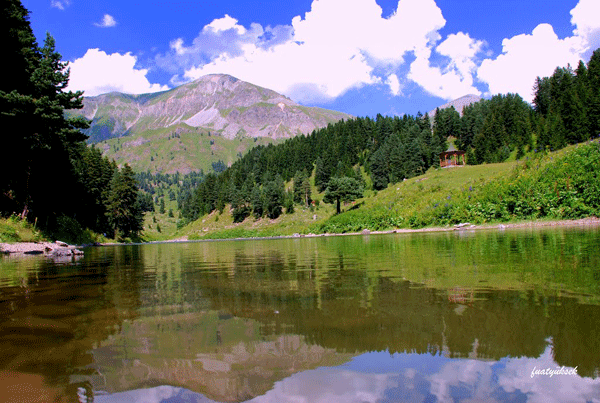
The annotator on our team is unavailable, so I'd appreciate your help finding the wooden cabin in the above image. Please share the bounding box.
[439,145,466,167]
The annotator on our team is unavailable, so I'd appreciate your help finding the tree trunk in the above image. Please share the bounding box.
[20,204,28,220]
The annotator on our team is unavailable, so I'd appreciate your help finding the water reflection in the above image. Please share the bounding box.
[94,341,599,403]
[1,227,600,402]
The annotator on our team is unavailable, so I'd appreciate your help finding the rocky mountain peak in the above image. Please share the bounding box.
[72,74,351,143]
[428,94,482,117]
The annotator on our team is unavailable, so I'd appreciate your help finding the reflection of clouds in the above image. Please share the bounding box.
[497,343,600,403]
[249,343,600,403]
[93,343,600,403]
[95,386,185,403]
[428,359,497,403]
[248,369,393,403]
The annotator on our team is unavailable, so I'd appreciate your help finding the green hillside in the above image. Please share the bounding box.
[97,125,281,174]
[140,141,599,241]
[70,74,352,173]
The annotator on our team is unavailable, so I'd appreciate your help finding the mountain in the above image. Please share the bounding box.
[428,94,482,117]
[74,74,351,143]
[69,74,351,174]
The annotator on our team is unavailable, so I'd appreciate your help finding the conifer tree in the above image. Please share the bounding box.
[293,170,312,207]
[314,156,329,192]
[323,177,363,215]
[106,164,143,238]
[586,49,600,136]
[264,175,285,219]
[1,1,89,222]
[369,146,389,190]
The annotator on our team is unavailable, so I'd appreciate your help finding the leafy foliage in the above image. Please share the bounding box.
[0,1,145,239]
[533,50,600,150]
[323,176,364,214]
[105,164,144,238]
[179,45,600,230]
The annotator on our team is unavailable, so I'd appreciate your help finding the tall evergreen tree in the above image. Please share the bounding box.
[586,49,600,136]
[106,164,143,238]
[1,2,89,224]
[251,184,264,219]
[293,170,312,207]
[323,177,364,214]
[263,175,285,219]
[314,156,329,192]
[369,146,389,190]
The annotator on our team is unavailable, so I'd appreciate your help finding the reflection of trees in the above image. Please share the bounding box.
[90,313,352,402]
[3,227,598,402]
[0,246,142,400]
[187,237,600,378]
[549,301,600,377]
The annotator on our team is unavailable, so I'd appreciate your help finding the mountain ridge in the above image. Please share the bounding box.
[69,77,483,174]
[74,74,352,143]
[427,94,482,117]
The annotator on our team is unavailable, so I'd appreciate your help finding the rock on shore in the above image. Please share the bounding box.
[0,241,84,258]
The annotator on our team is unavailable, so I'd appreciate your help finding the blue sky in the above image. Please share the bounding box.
[22,0,600,117]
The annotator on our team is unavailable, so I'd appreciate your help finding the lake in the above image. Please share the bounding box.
[1,227,600,402]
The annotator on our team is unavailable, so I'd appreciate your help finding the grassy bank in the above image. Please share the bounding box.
[5,141,598,244]
[0,215,112,246]
[316,141,600,233]
[172,141,600,239]
[0,216,44,243]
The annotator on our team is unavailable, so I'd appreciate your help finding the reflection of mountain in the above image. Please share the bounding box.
[88,310,353,402]
[155,231,600,378]
[198,270,600,375]
[2,228,600,402]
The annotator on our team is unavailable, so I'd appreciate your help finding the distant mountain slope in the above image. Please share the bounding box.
[428,94,482,117]
[73,74,352,144]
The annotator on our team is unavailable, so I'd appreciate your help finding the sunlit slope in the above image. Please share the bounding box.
[168,141,600,240]
[68,74,351,173]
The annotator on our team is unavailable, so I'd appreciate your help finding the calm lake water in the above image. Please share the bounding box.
[1,227,600,402]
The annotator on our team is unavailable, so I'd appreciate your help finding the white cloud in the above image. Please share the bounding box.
[408,32,484,100]
[248,368,393,403]
[50,0,71,10]
[437,33,485,79]
[170,38,186,56]
[67,49,169,96]
[477,24,583,102]
[386,74,402,96]
[150,0,599,104]
[477,0,600,103]
[495,342,600,403]
[159,0,450,103]
[94,14,117,28]
[203,14,246,35]
[95,385,182,403]
[570,0,600,59]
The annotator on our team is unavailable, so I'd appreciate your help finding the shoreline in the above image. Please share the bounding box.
[153,216,600,244]
[2,217,599,253]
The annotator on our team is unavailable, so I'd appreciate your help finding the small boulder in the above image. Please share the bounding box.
[51,248,73,257]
